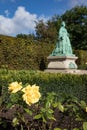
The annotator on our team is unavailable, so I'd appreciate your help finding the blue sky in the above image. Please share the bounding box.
[0,0,86,36]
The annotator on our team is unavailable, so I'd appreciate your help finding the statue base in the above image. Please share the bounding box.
[46,56,78,70]
[44,69,87,75]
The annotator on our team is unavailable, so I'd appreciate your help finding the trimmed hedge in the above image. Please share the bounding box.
[75,50,87,69]
[0,70,87,105]
[0,35,87,70]
[0,35,54,70]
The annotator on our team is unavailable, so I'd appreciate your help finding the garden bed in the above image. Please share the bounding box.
[0,105,83,130]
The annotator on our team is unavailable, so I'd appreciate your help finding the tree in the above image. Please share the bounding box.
[35,6,87,49]
[62,6,87,50]
[35,20,47,40]
[35,16,61,44]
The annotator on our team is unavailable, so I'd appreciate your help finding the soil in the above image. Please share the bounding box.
[0,105,83,130]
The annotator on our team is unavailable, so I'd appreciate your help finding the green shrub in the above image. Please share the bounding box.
[0,70,87,105]
[0,35,87,70]
[75,50,87,68]
[0,35,54,70]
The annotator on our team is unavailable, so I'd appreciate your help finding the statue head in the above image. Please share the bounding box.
[61,21,66,27]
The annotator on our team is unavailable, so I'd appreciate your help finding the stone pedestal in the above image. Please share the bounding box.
[45,56,78,72]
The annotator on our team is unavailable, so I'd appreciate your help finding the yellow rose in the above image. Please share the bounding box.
[86,107,87,112]
[22,84,41,105]
[8,81,22,93]
[22,85,31,93]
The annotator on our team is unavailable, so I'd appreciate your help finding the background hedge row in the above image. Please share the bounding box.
[0,35,87,70]
[0,70,87,105]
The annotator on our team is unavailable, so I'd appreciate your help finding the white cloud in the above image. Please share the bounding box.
[38,15,49,22]
[4,10,10,17]
[0,6,48,36]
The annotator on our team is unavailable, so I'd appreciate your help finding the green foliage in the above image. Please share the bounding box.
[0,34,87,70]
[1,89,87,129]
[0,70,87,106]
[12,117,19,127]
[83,122,87,130]
[54,128,62,130]
[35,16,61,44]
[34,92,56,123]
[62,6,87,50]
[35,6,87,50]
[7,91,23,108]
[0,35,54,70]
[75,50,87,69]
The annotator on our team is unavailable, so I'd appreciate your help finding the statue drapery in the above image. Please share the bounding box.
[51,21,74,56]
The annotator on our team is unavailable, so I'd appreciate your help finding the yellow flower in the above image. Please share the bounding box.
[86,107,87,112]
[22,84,41,106]
[8,81,22,93]
[22,85,31,93]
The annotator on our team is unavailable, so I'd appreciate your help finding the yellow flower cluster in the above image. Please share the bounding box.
[8,82,41,106]
[8,81,22,93]
[22,84,41,106]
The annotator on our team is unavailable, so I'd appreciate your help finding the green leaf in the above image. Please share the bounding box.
[46,111,56,121]
[21,124,24,130]
[0,118,2,125]
[80,100,86,108]
[21,115,25,122]
[12,117,19,127]
[73,128,80,130]
[0,97,2,105]
[46,101,51,108]
[54,128,62,130]
[34,114,42,119]
[42,115,47,123]
[58,102,64,112]
[41,108,46,113]
[48,116,56,121]
[48,108,54,114]
[24,108,32,116]
[53,102,58,108]
[75,116,83,121]
[83,122,87,130]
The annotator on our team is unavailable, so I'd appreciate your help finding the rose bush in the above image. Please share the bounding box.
[8,81,41,106]
[1,81,87,130]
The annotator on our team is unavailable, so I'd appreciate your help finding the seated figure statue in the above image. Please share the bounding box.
[51,21,73,56]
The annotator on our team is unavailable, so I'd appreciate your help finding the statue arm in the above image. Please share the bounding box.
[58,27,65,40]
[59,36,63,40]
[59,32,63,40]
